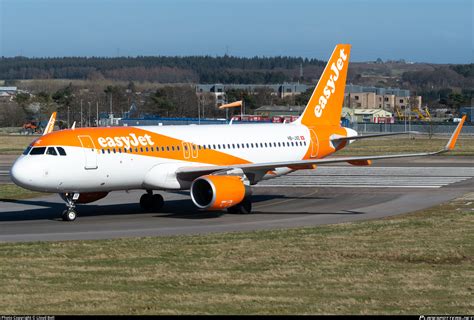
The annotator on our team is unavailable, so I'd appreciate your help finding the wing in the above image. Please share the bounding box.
[331,131,420,142]
[176,116,466,181]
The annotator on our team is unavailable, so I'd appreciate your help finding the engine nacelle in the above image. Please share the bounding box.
[190,175,249,210]
[61,192,109,204]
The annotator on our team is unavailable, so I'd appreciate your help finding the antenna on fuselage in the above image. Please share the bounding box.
[71,121,76,130]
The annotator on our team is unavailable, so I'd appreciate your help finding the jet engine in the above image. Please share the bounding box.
[190,175,249,210]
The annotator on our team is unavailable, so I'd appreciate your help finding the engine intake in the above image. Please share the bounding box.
[191,175,249,210]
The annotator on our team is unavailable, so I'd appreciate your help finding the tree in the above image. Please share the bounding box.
[447,93,466,108]
[295,89,313,106]
[34,91,58,122]
[104,85,129,116]
[52,83,74,109]
[13,92,31,107]
[145,88,175,117]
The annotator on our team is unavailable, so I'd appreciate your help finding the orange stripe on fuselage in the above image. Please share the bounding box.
[32,127,252,166]
[302,125,348,160]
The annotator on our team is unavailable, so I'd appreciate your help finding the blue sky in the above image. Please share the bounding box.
[0,0,472,63]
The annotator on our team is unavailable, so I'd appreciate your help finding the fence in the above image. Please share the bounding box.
[351,122,474,135]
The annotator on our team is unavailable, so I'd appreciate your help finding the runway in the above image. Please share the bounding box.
[1,157,473,243]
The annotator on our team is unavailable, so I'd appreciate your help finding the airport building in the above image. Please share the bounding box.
[196,83,309,107]
[196,83,421,115]
[0,86,18,101]
[344,85,422,112]
[344,108,394,123]
[254,105,304,117]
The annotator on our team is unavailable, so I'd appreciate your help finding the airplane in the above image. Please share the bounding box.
[10,44,467,221]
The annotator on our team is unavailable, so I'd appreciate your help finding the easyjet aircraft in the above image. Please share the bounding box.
[10,44,466,221]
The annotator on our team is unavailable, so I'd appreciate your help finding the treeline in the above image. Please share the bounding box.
[0,55,324,84]
[401,64,474,107]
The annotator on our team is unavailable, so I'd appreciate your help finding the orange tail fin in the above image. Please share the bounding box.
[43,112,57,135]
[295,44,351,127]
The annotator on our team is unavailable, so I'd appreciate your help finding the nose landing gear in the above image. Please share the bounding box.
[140,190,164,211]
[61,193,78,221]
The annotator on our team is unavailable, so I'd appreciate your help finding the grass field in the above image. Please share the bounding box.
[0,135,37,154]
[1,133,474,156]
[0,194,472,314]
[0,184,46,200]
[337,135,474,156]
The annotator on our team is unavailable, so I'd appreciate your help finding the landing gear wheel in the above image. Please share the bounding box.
[62,209,77,221]
[152,194,164,210]
[140,194,153,210]
[227,197,252,214]
[227,205,240,214]
[239,198,252,214]
[140,193,165,211]
[60,193,78,221]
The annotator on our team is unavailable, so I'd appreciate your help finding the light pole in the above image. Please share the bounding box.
[198,98,201,125]
[408,104,411,132]
[88,102,91,127]
[80,99,83,127]
[404,105,407,131]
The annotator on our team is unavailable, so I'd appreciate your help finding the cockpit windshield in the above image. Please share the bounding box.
[29,147,47,155]
[26,146,67,156]
[22,146,32,155]
[46,147,57,155]
[57,147,66,156]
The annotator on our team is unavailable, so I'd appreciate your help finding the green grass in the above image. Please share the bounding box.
[337,136,474,156]
[0,194,473,314]
[0,135,37,154]
[0,184,46,200]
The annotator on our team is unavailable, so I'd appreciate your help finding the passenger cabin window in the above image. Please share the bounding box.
[46,147,57,156]
[30,147,46,155]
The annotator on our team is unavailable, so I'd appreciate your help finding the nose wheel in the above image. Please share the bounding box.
[60,193,78,221]
[62,209,77,221]
[140,191,164,211]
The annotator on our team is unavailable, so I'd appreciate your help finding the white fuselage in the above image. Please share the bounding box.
[11,122,335,193]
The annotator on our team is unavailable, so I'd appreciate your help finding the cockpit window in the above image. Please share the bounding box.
[57,147,66,156]
[46,147,57,156]
[30,147,46,155]
[22,146,32,155]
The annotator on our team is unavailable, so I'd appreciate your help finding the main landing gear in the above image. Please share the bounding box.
[61,193,78,221]
[227,197,252,214]
[140,190,164,211]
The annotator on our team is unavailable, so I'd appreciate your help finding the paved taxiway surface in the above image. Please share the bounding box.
[1,157,473,242]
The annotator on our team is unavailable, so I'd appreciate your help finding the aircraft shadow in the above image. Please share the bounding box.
[0,194,359,222]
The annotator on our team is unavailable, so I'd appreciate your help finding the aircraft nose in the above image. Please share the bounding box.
[10,157,33,189]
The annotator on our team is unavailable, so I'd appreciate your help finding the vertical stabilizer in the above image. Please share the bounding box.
[295,44,351,127]
[43,112,57,135]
